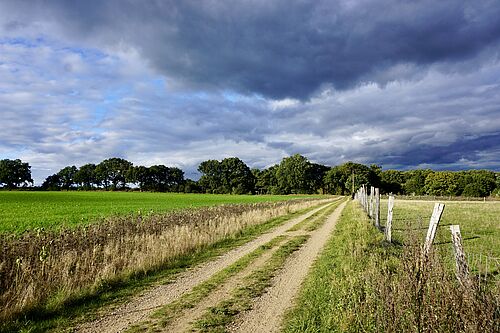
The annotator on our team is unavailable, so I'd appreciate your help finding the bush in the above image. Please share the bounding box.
[462,183,487,197]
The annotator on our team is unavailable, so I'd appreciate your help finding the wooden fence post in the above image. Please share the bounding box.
[362,184,368,212]
[362,185,367,212]
[364,185,368,213]
[369,186,374,219]
[385,195,394,242]
[423,203,445,256]
[374,188,380,228]
[450,225,469,285]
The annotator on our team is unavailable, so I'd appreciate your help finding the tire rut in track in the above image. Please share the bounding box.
[76,202,332,333]
[228,200,347,333]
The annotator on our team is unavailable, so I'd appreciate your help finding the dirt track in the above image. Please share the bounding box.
[77,202,333,333]
[229,200,347,333]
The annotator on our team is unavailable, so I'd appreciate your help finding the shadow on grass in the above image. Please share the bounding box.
[433,236,481,245]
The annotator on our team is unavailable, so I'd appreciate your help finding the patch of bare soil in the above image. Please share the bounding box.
[76,203,331,333]
[228,201,347,333]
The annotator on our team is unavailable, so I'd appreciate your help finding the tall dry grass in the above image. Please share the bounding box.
[365,223,500,332]
[0,198,326,320]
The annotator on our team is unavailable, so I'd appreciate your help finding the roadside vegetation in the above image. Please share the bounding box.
[0,198,330,331]
[284,200,499,332]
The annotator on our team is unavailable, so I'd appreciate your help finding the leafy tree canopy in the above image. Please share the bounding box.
[0,159,33,189]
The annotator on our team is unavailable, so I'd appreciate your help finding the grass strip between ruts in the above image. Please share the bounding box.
[286,197,341,232]
[193,235,310,332]
[302,198,346,232]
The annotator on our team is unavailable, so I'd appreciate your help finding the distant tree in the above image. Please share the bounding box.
[0,159,33,189]
[424,171,460,196]
[368,164,382,189]
[251,168,263,193]
[494,172,500,197]
[198,158,254,194]
[380,170,406,194]
[95,158,133,190]
[146,165,185,192]
[458,170,496,197]
[462,183,485,197]
[127,165,152,190]
[148,165,171,191]
[220,157,255,194]
[253,166,279,194]
[323,162,373,195]
[166,167,185,192]
[74,163,98,189]
[275,154,313,194]
[198,159,223,193]
[403,169,433,195]
[306,163,329,194]
[323,166,344,195]
[183,179,202,193]
[41,174,62,191]
[57,165,78,190]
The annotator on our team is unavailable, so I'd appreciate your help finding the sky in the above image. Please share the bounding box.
[0,0,499,184]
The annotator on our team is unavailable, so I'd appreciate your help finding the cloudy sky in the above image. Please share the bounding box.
[1,0,499,184]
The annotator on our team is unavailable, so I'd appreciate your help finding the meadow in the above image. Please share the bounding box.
[0,191,317,233]
[379,199,500,261]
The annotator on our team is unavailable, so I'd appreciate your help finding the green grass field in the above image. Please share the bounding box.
[0,191,318,233]
[380,199,500,259]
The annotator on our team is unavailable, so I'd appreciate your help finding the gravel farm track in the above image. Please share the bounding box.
[77,199,347,333]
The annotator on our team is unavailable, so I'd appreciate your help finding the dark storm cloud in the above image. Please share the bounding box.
[378,132,500,167]
[2,0,500,99]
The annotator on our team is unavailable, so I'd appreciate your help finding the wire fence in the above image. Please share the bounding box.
[381,195,499,202]
[355,186,500,285]
[467,252,500,284]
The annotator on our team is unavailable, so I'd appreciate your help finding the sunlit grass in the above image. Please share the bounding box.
[0,191,322,233]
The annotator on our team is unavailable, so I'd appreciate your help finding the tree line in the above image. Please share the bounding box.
[1,156,499,197]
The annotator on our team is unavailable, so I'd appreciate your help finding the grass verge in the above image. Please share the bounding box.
[1,202,326,333]
[284,200,499,332]
[194,235,310,332]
